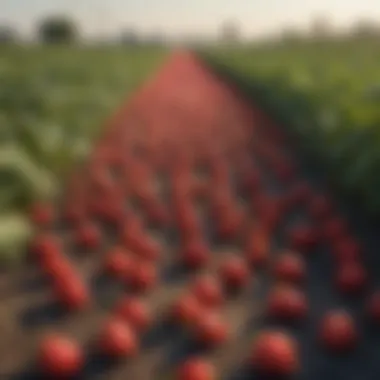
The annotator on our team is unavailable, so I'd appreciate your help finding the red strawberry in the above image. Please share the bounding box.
[114,296,151,332]
[98,318,139,358]
[319,310,358,353]
[177,357,216,380]
[273,251,306,284]
[250,330,299,376]
[38,334,84,377]
[267,285,308,322]
[190,275,224,309]
[30,202,55,227]
[218,256,250,290]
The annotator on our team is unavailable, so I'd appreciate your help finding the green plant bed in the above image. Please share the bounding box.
[0,44,169,265]
[199,41,380,220]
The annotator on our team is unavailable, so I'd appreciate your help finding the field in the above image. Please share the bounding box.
[0,45,168,264]
[202,39,380,218]
[1,50,380,380]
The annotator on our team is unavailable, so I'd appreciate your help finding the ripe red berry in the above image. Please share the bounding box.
[332,237,361,263]
[114,297,151,332]
[181,238,210,270]
[103,247,134,280]
[75,222,101,250]
[323,217,348,243]
[273,251,306,284]
[319,310,358,353]
[53,274,90,312]
[250,330,299,376]
[367,291,380,324]
[133,234,161,262]
[31,233,61,263]
[288,224,318,251]
[245,231,269,268]
[98,318,139,358]
[192,311,229,348]
[190,275,224,308]
[308,194,332,220]
[287,182,312,206]
[38,334,84,377]
[176,357,216,380]
[129,261,157,293]
[30,202,55,227]
[170,293,203,327]
[218,256,250,290]
[266,285,308,322]
[335,262,367,295]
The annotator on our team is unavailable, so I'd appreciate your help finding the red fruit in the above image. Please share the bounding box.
[332,237,361,263]
[98,318,139,358]
[133,234,161,262]
[287,182,312,206]
[219,256,250,290]
[121,216,144,246]
[193,311,229,348]
[367,291,380,324]
[42,255,74,280]
[245,229,270,267]
[273,158,295,182]
[335,262,367,295]
[181,238,210,270]
[177,206,202,242]
[273,251,306,284]
[31,233,61,263]
[75,222,101,250]
[30,202,55,227]
[146,201,169,226]
[114,297,151,332]
[308,194,332,220]
[38,334,84,377]
[129,261,157,293]
[323,217,348,242]
[177,357,215,380]
[170,293,203,327]
[217,208,243,240]
[319,310,358,353]
[250,330,299,376]
[53,275,90,311]
[267,285,308,322]
[190,275,224,308]
[103,247,134,280]
[288,225,318,251]
[255,198,281,231]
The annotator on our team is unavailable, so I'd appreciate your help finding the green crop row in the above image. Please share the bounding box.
[202,40,380,218]
[0,45,168,264]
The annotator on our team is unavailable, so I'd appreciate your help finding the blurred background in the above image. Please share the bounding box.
[0,0,379,263]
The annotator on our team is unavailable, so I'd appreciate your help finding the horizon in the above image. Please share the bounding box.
[1,0,380,40]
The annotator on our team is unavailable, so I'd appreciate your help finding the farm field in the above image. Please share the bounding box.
[0,45,168,264]
[202,39,380,218]
[1,50,380,380]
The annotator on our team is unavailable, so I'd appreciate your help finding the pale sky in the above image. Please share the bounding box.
[1,0,380,39]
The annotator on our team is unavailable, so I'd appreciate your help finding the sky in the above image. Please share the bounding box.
[1,0,380,39]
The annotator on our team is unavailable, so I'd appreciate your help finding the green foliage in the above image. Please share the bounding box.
[204,39,380,216]
[0,45,168,263]
[38,16,78,44]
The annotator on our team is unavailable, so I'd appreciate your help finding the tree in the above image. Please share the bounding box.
[121,28,139,46]
[351,19,379,39]
[220,20,241,43]
[38,16,78,44]
[310,14,334,39]
[0,26,17,44]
